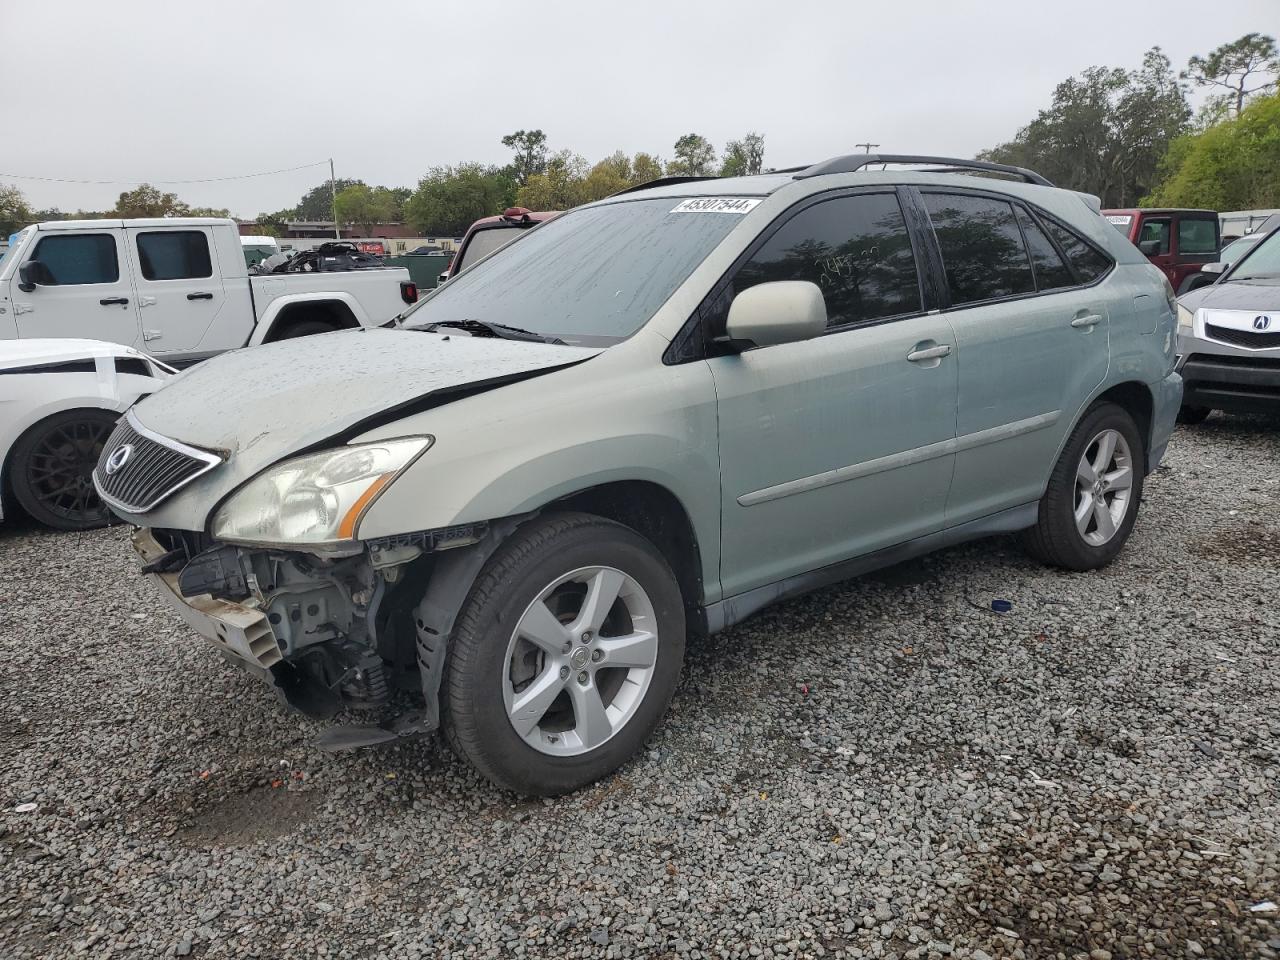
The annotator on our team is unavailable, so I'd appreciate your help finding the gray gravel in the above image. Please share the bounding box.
[2,414,1278,959]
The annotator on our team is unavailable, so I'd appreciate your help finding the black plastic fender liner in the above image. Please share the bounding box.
[412,514,531,731]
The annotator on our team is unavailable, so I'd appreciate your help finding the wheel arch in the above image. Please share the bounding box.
[1089,380,1155,473]
[253,295,365,344]
[1,402,124,524]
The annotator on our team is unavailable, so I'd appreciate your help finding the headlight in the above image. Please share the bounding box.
[1177,303,1195,336]
[212,437,432,547]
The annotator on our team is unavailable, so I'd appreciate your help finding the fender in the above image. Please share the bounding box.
[248,292,370,345]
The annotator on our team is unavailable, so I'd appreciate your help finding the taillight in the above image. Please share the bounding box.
[400,281,418,304]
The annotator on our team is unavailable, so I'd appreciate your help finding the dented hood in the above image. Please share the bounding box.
[129,328,598,506]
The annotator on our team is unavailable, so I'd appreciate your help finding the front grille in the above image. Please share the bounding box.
[93,410,223,513]
[1205,323,1280,350]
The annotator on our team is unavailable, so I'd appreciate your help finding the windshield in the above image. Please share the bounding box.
[403,197,749,345]
[0,228,30,277]
[1228,228,1280,280]
[457,225,527,272]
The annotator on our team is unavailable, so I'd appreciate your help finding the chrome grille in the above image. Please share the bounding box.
[1206,323,1280,350]
[93,410,223,513]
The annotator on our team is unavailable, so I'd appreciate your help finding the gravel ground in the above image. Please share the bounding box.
[1,415,1278,960]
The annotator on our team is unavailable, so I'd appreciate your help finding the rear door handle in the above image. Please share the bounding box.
[99,297,129,306]
[907,344,952,362]
[187,292,214,301]
[1070,314,1103,328]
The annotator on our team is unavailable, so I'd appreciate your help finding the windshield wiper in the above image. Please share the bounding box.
[419,318,565,344]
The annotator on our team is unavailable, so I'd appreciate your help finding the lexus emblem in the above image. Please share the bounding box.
[104,443,133,476]
[1254,315,1272,331]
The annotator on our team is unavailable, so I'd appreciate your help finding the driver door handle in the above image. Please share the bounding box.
[99,297,129,306]
[907,344,952,362]
[1071,313,1103,328]
[187,292,214,301]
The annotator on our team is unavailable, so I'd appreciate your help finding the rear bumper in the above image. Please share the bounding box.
[132,528,282,671]
[1148,371,1182,469]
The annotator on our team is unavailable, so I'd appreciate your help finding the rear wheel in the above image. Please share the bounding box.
[9,409,119,531]
[1022,402,1144,571]
[440,513,686,796]
[1176,404,1212,425]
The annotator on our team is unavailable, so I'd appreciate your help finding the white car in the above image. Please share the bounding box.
[1,339,172,530]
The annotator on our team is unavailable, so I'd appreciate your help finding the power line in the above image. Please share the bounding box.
[0,160,331,186]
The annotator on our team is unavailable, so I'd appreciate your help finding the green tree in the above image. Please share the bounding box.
[335,184,396,234]
[0,184,33,234]
[631,152,664,185]
[979,48,1189,207]
[502,129,550,186]
[720,132,765,177]
[668,134,716,176]
[1143,92,1280,209]
[114,184,192,217]
[516,152,590,209]
[1184,33,1278,118]
[405,164,516,236]
[295,178,362,220]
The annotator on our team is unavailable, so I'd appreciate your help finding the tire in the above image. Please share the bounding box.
[1021,402,1145,572]
[441,512,686,796]
[1176,405,1212,425]
[277,319,336,339]
[9,409,119,531]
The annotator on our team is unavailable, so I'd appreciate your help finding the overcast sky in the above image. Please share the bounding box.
[2,0,1275,218]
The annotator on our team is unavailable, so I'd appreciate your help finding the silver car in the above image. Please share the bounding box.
[1176,224,1280,422]
[95,154,1181,795]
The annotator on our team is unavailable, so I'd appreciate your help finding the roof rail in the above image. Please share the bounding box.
[794,154,1053,187]
[612,175,720,196]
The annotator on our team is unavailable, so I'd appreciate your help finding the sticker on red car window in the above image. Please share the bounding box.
[670,198,762,214]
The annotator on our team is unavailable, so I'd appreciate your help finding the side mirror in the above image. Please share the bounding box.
[17,260,45,293]
[1138,240,1162,256]
[1200,261,1228,275]
[1178,263,1226,295]
[723,281,827,350]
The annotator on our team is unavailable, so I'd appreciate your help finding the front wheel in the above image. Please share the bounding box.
[9,409,119,531]
[1022,402,1145,571]
[440,513,686,795]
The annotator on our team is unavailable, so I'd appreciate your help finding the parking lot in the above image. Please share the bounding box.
[1,415,1277,960]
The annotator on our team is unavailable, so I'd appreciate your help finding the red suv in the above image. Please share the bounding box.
[1103,208,1220,292]
[438,207,558,284]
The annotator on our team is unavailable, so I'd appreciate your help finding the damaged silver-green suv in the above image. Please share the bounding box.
[96,155,1181,795]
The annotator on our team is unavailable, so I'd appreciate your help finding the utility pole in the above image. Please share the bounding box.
[855,142,880,154]
[329,158,340,240]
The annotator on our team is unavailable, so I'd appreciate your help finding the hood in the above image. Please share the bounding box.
[130,327,598,495]
[1180,278,1280,313]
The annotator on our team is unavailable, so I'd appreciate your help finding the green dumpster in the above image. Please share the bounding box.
[384,252,452,290]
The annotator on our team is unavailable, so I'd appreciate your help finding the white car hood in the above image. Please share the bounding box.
[123,327,598,523]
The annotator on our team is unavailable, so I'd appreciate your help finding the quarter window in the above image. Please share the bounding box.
[923,193,1035,305]
[1178,218,1217,255]
[731,193,922,328]
[136,231,212,281]
[1015,206,1075,291]
[30,234,119,285]
[1042,219,1113,284]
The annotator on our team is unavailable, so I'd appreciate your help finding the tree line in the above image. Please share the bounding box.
[980,32,1278,209]
[3,31,1275,239]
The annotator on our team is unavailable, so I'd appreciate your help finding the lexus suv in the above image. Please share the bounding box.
[1176,222,1280,422]
[95,155,1181,796]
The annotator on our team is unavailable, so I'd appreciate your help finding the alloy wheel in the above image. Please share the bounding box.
[24,419,114,526]
[1073,428,1134,547]
[503,565,659,757]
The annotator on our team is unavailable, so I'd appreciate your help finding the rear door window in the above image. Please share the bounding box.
[136,231,213,280]
[923,193,1035,305]
[1015,206,1075,291]
[31,234,119,285]
[1177,218,1218,256]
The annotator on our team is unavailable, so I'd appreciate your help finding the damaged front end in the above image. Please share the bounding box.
[134,521,502,738]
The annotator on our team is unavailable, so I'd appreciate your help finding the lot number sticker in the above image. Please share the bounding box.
[671,198,762,214]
